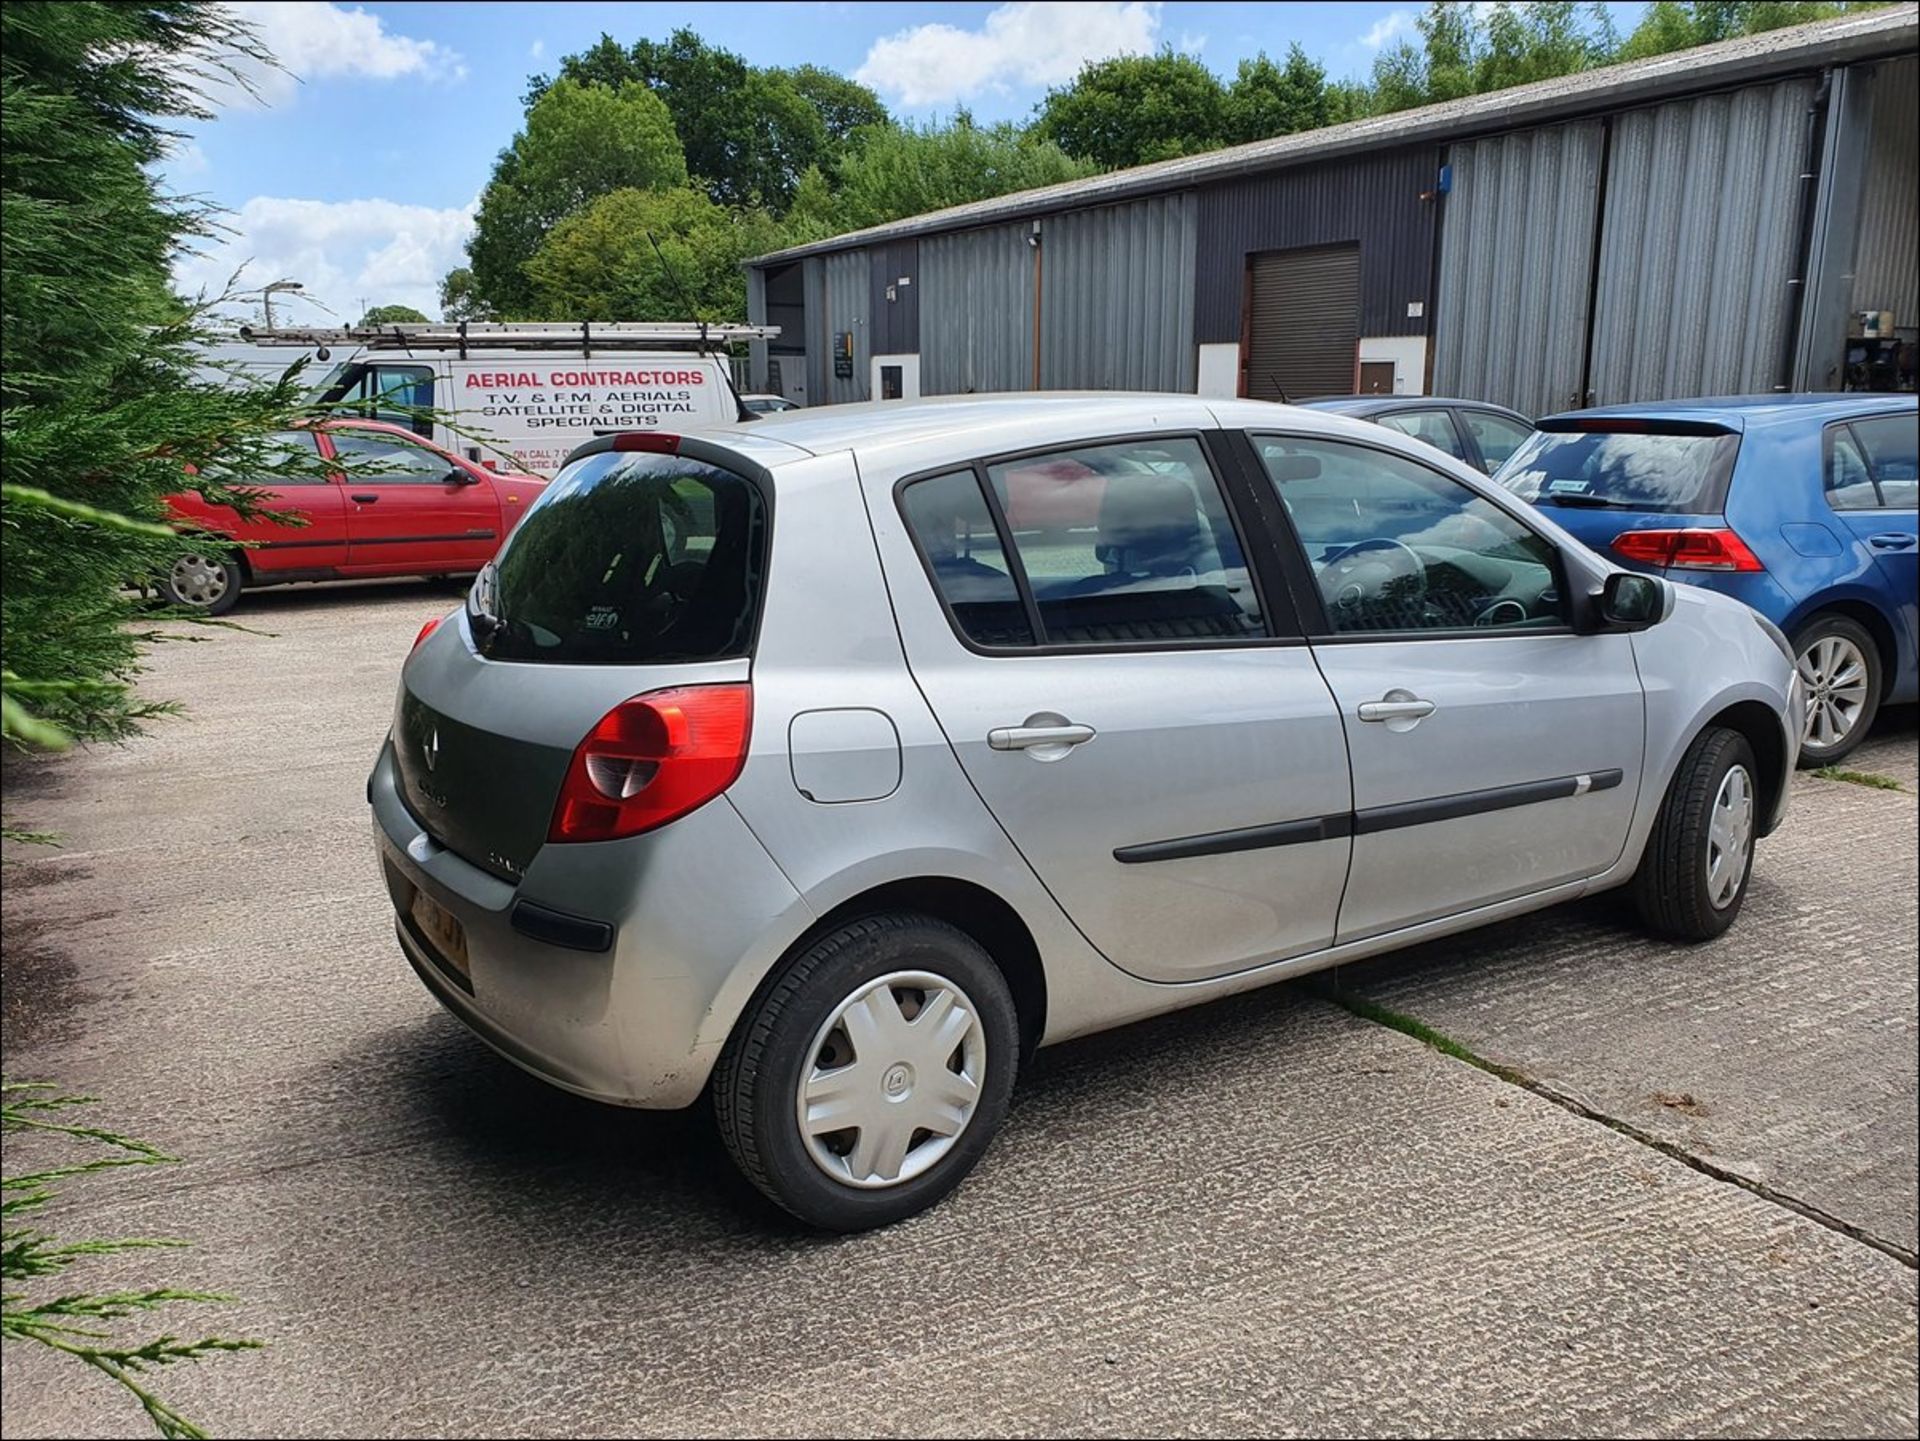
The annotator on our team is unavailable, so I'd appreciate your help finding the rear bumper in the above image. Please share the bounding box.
[369,741,811,1108]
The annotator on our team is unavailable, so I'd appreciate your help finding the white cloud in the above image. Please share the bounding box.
[1361,8,1418,48]
[529,38,545,60]
[175,196,477,324]
[855,1,1163,107]
[1176,30,1208,56]
[208,3,465,109]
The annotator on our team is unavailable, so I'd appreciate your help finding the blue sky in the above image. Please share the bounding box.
[169,2,1646,324]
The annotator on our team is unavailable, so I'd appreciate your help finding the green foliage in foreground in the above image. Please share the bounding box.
[0,0,336,759]
[2,1081,259,1440]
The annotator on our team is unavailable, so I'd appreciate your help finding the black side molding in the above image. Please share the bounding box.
[510,900,614,953]
[1113,770,1624,865]
[1115,813,1354,865]
[1354,769,1623,835]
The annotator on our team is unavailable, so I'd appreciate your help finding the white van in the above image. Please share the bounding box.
[238,322,779,476]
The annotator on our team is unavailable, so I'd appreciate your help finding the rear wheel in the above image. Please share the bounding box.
[1793,614,1881,767]
[1630,726,1758,941]
[713,913,1018,1232]
[159,551,242,616]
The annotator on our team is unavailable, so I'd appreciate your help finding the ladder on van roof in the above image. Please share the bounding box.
[238,321,781,356]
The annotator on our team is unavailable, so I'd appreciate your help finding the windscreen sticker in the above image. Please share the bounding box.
[1547,479,1592,493]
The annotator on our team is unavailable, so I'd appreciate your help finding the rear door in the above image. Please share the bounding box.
[1825,414,1919,651]
[886,433,1353,984]
[323,427,501,573]
[1247,431,1643,943]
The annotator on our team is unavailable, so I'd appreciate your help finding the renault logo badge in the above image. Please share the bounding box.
[425,727,440,772]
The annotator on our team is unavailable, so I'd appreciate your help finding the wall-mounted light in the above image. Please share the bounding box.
[1026,220,1043,249]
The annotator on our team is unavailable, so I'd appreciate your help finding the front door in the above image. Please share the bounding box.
[322,427,500,573]
[1247,431,1644,942]
[881,434,1352,983]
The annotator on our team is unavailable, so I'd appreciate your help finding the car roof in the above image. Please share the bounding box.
[1539,393,1917,431]
[1299,395,1527,419]
[697,392,1402,463]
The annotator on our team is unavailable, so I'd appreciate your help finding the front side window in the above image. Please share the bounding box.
[1255,435,1565,634]
[472,451,766,665]
[1853,413,1920,509]
[1462,410,1534,472]
[320,362,435,437]
[1374,409,1469,464]
[326,430,457,483]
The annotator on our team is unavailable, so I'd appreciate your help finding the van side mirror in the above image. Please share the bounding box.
[1597,571,1671,630]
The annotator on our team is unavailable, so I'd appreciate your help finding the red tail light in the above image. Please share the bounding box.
[1610,527,1764,572]
[612,432,680,453]
[412,616,444,651]
[549,684,752,843]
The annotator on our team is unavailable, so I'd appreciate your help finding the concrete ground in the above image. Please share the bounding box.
[2,580,1915,1439]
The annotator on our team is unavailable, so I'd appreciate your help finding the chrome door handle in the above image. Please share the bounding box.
[1358,697,1436,722]
[988,723,1096,751]
[1868,532,1916,550]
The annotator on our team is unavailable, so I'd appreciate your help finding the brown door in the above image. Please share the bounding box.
[1359,361,1395,394]
[1244,244,1360,402]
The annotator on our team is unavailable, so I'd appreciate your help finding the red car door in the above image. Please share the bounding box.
[165,429,350,574]
[321,425,502,574]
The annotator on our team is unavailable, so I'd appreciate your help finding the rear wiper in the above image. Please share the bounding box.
[1536,492,1633,508]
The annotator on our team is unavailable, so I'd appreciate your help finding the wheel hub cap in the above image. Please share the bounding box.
[797,970,986,1190]
[1705,763,1755,910]
[1796,635,1869,751]
[169,554,229,607]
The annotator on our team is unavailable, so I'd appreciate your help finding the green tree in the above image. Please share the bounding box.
[523,187,784,323]
[826,116,1096,233]
[1037,49,1228,167]
[1224,44,1337,143]
[1,0,335,754]
[357,304,428,327]
[533,29,886,211]
[437,266,491,322]
[1617,1,1883,59]
[467,76,686,317]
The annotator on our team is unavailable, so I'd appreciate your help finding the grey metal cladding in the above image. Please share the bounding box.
[1854,54,1917,326]
[1433,122,1603,417]
[1588,78,1815,404]
[1193,148,1439,344]
[822,248,871,404]
[920,223,1036,395]
[1040,193,1197,392]
[801,257,827,401]
[867,239,920,356]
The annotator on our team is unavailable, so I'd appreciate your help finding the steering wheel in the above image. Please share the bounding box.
[1317,538,1427,615]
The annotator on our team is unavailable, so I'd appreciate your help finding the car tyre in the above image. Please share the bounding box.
[158,550,243,616]
[1630,726,1759,942]
[713,912,1018,1232]
[1792,614,1881,767]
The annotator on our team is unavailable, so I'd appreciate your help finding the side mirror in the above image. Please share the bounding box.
[446,466,478,486]
[1597,571,1671,630]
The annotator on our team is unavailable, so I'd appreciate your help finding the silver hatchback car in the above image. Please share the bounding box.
[371,395,1804,1230]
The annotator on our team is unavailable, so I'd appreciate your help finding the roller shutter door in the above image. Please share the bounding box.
[1245,245,1359,402]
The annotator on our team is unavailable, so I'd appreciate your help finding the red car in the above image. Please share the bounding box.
[162,420,547,614]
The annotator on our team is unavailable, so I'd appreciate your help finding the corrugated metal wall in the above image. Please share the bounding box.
[920,223,1035,395]
[1432,122,1603,416]
[867,239,920,356]
[1039,193,1197,391]
[817,248,871,404]
[1854,54,1917,326]
[1193,149,1438,344]
[1587,79,1815,404]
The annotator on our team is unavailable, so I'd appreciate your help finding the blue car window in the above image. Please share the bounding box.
[1824,426,1881,511]
[1854,414,1920,510]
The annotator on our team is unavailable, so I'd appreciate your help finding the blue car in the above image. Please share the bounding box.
[1499,395,1918,765]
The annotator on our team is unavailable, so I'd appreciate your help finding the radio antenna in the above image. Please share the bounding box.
[648,232,753,423]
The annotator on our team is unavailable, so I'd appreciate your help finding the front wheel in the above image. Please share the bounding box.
[158,551,242,616]
[1629,726,1759,941]
[1793,615,1880,767]
[712,913,1018,1232]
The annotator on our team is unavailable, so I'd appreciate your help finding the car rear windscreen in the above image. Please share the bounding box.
[1499,425,1740,514]
[468,450,766,664]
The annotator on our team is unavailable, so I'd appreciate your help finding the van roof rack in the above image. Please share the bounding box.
[237,321,780,356]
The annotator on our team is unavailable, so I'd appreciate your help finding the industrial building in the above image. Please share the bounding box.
[745,6,1918,417]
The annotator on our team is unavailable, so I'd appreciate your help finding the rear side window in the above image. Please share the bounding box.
[1825,427,1881,510]
[470,450,766,664]
[1374,410,1469,464]
[898,472,1033,647]
[1853,414,1919,509]
[1501,427,1739,513]
[1462,410,1534,471]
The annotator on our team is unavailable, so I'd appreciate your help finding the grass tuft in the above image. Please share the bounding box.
[1812,766,1904,791]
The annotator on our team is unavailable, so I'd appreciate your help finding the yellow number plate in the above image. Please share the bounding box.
[409,888,470,978]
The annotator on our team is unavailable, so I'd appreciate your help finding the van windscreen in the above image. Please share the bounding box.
[468,450,766,665]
